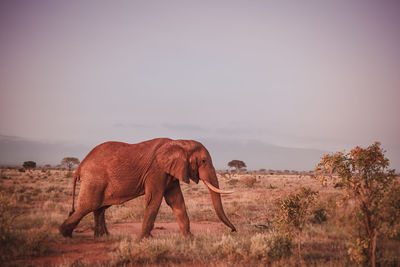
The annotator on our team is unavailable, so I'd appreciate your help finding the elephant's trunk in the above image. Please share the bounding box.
[200,169,236,232]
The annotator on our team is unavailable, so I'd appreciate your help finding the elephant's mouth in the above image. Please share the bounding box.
[202,180,234,194]
[190,176,200,184]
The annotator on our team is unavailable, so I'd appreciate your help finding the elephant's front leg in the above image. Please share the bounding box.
[164,180,192,237]
[140,189,163,239]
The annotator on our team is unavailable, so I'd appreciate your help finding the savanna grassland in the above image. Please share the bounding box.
[1,168,399,266]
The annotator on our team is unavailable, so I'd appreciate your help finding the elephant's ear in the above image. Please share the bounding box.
[156,141,190,183]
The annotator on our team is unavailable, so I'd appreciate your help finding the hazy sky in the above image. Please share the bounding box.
[1,1,400,167]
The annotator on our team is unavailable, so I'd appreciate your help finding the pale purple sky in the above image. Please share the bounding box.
[1,1,400,169]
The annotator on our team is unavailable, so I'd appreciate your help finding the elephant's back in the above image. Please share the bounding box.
[81,141,130,163]
[77,138,171,177]
[84,138,171,159]
[75,142,128,178]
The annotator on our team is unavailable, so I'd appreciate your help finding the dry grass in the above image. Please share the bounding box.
[0,168,399,266]
[110,231,294,266]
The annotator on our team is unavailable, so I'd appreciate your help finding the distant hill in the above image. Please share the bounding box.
[0,135,328,170]
[0,135,90,166]
[200,138,328,171]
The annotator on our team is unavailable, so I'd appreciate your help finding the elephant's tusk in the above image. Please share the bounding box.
[203,180,234,194]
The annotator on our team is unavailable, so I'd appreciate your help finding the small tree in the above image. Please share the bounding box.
[228,160,246,173]
[314,142,397,267]
[23,161,36,171]
[61,157,80,171]
[274,187,318,259]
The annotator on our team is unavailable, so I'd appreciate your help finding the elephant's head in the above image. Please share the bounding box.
[156,139,236,232]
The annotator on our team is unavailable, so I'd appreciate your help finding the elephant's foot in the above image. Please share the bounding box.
[183,231,194,239]
[139,232,153,240]
[94,224,109,237]
[59,223,74,238]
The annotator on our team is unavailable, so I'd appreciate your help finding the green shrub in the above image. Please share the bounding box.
[274,187,318,258]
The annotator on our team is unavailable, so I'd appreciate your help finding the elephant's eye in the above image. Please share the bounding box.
[202,159,206,164]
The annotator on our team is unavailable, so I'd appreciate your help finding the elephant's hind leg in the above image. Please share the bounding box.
[94,205,110,237]
[60,181,106,237]
[59,209,90,237]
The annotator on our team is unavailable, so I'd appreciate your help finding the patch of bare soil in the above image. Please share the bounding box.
[112,221,226,236]
[26,221,226,266]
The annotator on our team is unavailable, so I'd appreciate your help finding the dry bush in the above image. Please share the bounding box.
[0,193,51,262]
[111,232,293,266]
[227,178,239,186]
[240,176,258,188]
[250,232,293,260]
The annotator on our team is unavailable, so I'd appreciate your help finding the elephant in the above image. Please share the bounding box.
[59,138,236,239]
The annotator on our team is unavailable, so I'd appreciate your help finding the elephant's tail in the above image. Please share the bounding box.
[69,167,80,216]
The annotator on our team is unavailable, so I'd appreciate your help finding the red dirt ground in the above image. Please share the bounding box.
[22,221,226,266]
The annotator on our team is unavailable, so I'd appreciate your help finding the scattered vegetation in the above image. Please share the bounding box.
[112,232,294,266]
[315,142,400,266]
[0,146,398,266]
